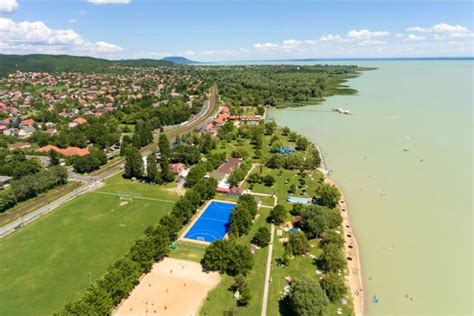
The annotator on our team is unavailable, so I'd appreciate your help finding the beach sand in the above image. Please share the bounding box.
[114,257,220,316]
[325,175,365,316]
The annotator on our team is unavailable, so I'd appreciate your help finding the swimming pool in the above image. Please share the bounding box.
[184,201,236,243]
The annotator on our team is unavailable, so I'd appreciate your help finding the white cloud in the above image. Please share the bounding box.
[407,23,469,34]
[0,0,18,13]
[319,34,343,42]
[79,9,87,15]
[432,23,468,33]
[253,42,279,50]
[68,19,77,23]
[406,26,430,33]
[87,0,131,4]
[0,18,122,56]
[395,33,404,38]
[183,50,195,56]
[406,34,426,41]
[347,29,389,40]
[282,39,303,49]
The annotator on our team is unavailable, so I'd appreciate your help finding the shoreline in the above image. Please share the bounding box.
[317,149,365,316]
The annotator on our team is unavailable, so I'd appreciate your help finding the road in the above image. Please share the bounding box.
[261,223,275,316]
[0,86,218,238]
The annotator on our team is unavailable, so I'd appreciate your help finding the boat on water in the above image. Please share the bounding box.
[332,107,352,115]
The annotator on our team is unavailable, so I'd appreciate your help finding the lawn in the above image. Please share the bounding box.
[243,166,325,209]
[199,207,271,316]
[268,230,352,316]
[0,175,178,316]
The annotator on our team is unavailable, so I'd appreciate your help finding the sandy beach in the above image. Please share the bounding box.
[114,258,220,316]
[324,175,365,316]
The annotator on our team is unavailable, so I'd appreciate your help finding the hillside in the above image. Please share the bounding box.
[0,54,174,76]
[163,56,199,64]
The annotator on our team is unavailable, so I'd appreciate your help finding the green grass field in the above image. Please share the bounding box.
[0,175,178,316]
[199,207,271,316]
[268,234,352,316]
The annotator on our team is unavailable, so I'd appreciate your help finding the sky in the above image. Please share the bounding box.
[0,0,473,61]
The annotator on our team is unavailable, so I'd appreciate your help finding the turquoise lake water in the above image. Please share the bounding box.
[267,60,472,315]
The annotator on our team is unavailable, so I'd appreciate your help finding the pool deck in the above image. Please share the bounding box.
[178,199,236,245]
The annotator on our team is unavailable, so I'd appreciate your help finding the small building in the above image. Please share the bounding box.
[38,145,90,157]
[9,142,32,151]
[228,186,244,197]
[216,158,241,174]
[68,117,88,128]
[0,175,12,189]
[20,118,36,128]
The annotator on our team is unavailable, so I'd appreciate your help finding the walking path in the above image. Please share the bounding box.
[261,223,275,316]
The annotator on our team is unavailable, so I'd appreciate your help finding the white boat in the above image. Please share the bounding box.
[332,107,352,115]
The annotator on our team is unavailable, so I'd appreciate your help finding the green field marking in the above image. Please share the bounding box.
[91,190,176,203]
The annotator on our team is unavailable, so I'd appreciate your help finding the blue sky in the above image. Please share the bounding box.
[0,0,473,60]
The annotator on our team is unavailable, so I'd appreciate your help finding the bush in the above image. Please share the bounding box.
[252,227,271,247]
[286,231,310,256]
[268,204,287,225]
[288,277,329,316]
[262,174,275,187]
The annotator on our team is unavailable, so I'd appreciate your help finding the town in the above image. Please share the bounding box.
[0,58,361,316]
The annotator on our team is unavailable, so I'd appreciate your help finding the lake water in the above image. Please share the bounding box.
[269,60,473,315]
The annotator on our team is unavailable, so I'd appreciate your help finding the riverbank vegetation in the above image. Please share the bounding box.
[196,64,366,108]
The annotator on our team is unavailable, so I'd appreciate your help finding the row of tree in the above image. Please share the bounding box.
[57,177,218,314]
[0,166,68,213]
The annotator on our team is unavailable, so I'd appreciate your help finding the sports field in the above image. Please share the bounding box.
[0,175,178,316]
[183,200,236,243]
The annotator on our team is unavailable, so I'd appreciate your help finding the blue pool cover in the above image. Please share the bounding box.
[184,201,236,243]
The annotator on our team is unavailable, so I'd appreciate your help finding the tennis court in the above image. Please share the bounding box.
[184,200,236,243]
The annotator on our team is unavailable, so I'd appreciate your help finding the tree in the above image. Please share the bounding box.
[300,210,328,239]
[320,243,346,272]
[200,133,215,154]
[288,277,329,316]
[160,157,175,183]
[201,240,253,276]
[124,146,143,179]
[252,226,271,247]
[286,231,310,256]
[268,204,287,225]
[146,154,159,183]
[229,206,253,237]
[296,136,309,151]
[320,272,347,302]
[158,133,171,159]
[185,163,207,187]
[72,156,100,174]
[316,183,341,209]
[0,189,16,213]
[49,150,60,166]
[237,282,252,306]
[90,146,107,166]
[262,174,275,187]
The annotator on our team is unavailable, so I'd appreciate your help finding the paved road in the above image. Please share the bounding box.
[261,223,275,316]
[0,86,218,238]
[0,181,99,238]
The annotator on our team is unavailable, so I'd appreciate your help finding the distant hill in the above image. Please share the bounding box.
[0,54,175,77]
[162,56,199,64]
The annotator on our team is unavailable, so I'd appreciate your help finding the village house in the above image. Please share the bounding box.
[68,117,88,128]
[0,175,12,190]
[38,145,90,157]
